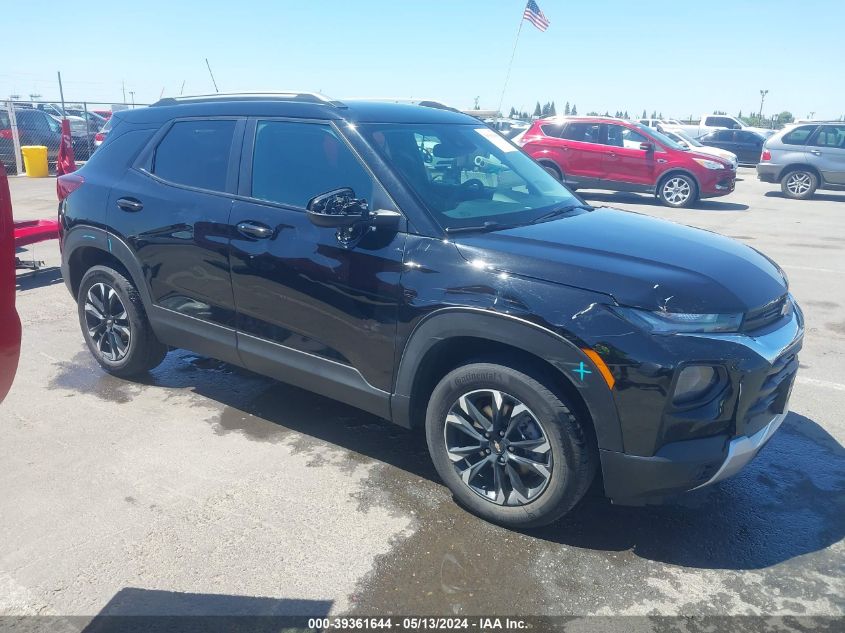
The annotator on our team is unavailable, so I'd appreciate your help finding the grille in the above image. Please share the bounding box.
[747,352,798,421]
[742,295,788,332]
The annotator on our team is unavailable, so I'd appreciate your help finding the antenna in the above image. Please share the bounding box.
[205,58,219,93]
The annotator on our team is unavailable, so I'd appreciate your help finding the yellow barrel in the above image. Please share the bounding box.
[21,146,49,178]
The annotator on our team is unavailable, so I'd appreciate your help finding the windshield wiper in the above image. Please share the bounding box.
[445,221,517,235]
[530,203,593,224]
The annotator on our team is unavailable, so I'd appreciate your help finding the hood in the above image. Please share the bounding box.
[693,145,737,163]
[453,207,787,314]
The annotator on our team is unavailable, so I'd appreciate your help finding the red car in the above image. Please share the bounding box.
[518,117,736,208]
[0,161,21,402]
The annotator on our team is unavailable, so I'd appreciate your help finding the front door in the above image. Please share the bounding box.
[558,121,605,183]
[602,124,655,186]
[228,119,406,415]
[808,125,845,185]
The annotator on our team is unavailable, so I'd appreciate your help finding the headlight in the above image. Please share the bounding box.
[613,307,742,333]
[693,158,726,170]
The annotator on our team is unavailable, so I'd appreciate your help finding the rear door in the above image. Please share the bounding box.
[107,117,244,362]
[227,118,406,411]
[558,121,605,183]
[735,131,765,163]
[807,125,845,185]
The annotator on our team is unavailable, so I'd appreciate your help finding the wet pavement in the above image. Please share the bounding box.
[2,171,844,619]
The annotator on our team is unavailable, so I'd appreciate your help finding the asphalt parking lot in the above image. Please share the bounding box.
[2,168,844,622]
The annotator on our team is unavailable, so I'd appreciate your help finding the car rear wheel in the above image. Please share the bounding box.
[78,265,167,378]
[657,174,698,208]
[539,161,563,182]
[781,169,817,200]
[425,362,596,528]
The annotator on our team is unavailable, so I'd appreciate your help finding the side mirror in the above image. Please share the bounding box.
[306,188,368,228]
[639,142,654,152]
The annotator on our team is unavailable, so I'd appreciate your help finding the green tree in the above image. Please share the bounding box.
[777,111,794,125]
[549,101,557,116]
[651,110,657,118]
[571,104,577,115]
[533,102,541,117]
[586,111,599,116]
[564,101,571,116]
[624,110,629,119]
[509,107,516,117]
[642,109,647,119]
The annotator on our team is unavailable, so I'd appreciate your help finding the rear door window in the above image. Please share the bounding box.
[781,125,817,145]
[810,125,845,148]
[560,122,601,143]
[152,119,236,192]
[250,121,377,208]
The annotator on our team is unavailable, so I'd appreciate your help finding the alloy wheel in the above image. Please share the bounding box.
[84,282,131,362]
[785,172,812,196]
[443,389,552,506]
[662,177,692,205]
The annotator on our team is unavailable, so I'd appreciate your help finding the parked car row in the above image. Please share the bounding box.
[0,105,111,172]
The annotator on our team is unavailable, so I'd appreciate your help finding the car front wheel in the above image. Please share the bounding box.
[657,174,698,208]
[781,169,817,199]
[425,362,596,528]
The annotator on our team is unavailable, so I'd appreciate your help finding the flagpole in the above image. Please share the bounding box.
[497,7,525,116]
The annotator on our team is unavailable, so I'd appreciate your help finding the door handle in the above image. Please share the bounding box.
[236,221,273,239]
[810,150,822,156]
[116,197,143,212]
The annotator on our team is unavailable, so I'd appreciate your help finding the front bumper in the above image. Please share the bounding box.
[599,303,802,505]
[698,169,736,198]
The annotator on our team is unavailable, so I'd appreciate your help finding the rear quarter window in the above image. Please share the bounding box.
[781,125,817,145]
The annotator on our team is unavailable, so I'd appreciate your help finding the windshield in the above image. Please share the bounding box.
[632,122,686,151]
[360,123,579,231]
[663,128,703,147]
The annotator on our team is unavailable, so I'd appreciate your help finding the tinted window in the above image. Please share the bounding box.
[706,116,738,128]
[781,125,817,145]
[539,123,563,137]
[811,125,845,148]
[560,122,600,143]
[606,124,648,148]
[153,120,235,191]
[710,130,734,141]
[739,131,761,143]
[251,121,375,208]
[0,111,9,129]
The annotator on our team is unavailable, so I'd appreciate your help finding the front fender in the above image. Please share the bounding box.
[391,308,623,452]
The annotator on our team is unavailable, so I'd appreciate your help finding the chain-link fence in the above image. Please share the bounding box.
[1,99,148,175]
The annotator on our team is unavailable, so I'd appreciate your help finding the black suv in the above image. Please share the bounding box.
[59,93,803,528]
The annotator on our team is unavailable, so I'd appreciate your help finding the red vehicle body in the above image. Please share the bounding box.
[0,161,21,402]
[518,117,736,208]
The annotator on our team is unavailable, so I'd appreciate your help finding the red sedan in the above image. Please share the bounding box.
[518,116,736,208]
[0,161,21,402]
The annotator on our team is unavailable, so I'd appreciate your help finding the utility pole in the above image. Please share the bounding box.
[758,89,768,119]
[128,91,135,108]
[205,58,219,93]
[122,81,126,104]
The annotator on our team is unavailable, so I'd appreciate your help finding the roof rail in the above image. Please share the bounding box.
[151,92,346,108]
[349,97,459,113]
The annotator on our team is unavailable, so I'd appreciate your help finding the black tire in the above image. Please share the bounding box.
[780,168,817,200]
[77,265,167,378]
[657,173,698,208]
[425,362,597,528]
[539,161,563,182]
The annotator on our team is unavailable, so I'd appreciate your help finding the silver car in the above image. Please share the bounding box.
[757,123,845,199]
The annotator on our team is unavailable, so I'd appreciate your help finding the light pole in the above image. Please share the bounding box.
[758,89,768,119]
[129,91,135,108]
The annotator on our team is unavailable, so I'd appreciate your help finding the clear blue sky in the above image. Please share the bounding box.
[3,0,842,119]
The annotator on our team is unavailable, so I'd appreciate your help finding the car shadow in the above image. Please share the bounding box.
[764,190,845,202]
[15,265,64,291]
[580,190,750,211]
[56,351,845,572]
[74,587,331,632]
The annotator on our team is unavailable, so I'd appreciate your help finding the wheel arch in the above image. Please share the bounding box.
[62,226,152,309]
[657,168,701,195]
[778,163,821,183]
[391,309,623,452]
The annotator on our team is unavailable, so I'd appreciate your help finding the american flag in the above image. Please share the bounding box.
[523,0,550,31]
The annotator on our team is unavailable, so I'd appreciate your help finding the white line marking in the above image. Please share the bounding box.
[796,376,845,392]
[781,265,844,274]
